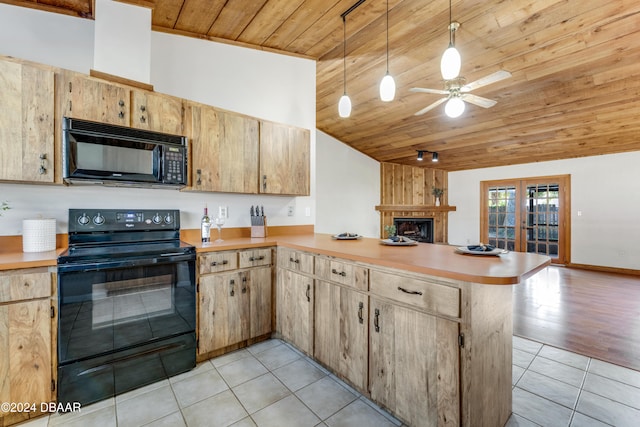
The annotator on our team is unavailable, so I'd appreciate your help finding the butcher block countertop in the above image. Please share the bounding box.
[0,233,550,284]
[192,233,550,285]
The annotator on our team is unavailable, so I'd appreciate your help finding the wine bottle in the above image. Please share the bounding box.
[201,206,211,242]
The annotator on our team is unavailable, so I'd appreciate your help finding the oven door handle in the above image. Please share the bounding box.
[58,253,195,272]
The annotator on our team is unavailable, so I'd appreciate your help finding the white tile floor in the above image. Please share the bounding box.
[19,337,640,427]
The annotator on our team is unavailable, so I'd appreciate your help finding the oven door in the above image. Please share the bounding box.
[57,253,195,404]
[58,254,195,364]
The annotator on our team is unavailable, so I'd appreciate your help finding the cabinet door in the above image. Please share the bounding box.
[369,297,460,427]
[0,59,54,182]
[248,267,272,339]
[0,299,52,424]
[60,72,130,125]
[186,102,259,193]
[276,269,313,355]
[314,281,368,391]
[131,90,183,135]
[198,272,249,355]
[259,121,310,195]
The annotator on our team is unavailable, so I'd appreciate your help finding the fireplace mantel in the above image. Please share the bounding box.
[375,205,456,213]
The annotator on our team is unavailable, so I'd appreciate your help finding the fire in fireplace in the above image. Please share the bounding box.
[394,218,434,243]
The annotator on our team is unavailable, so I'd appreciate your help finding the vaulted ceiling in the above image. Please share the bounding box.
[5,0,640,170]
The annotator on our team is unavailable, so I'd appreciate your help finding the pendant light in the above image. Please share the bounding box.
[379,0,395,102]
[338,16,352,118]
[440,0,461,80]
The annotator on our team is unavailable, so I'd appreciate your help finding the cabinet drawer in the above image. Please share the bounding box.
[199,251,238,274]
[0,270,52,303]
[277,248,314,274]
[315,257,368,291]
[369,270,460,318]
[239,248,272,268]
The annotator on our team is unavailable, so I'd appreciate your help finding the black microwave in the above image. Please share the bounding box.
[62,117,188,189]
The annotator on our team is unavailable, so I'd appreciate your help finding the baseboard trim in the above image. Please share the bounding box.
[567,263,640,277]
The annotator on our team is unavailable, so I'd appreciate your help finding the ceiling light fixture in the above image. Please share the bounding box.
[440,0,461,80]
[338,15,352,118]
[444,94,465,118]
[416,150,439,162]
[379,0,395,102]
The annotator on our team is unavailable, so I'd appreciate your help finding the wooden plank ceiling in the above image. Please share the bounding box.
[4,0,640,171]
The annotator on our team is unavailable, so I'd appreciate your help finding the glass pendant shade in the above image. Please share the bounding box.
[379,73,396,102]
[445,97,465,118]
[440,45,461,80]
[338,94,352,118]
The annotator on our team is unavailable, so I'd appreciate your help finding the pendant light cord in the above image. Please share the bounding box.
[343,16,347,95]
[385,0,389,73]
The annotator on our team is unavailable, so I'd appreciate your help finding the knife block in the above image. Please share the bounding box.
[251,217,267,238]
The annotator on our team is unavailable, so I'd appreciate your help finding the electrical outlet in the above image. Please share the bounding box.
[219,206,228,218]
[287,205,294,216]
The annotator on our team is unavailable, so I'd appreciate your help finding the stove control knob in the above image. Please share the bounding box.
[164,214,173,224]
[152,213,162,224]
[93,213,105,225]
[78,213,90,225]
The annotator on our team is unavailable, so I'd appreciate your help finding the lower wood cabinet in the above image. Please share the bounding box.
[369,296,460,427]
[275,269,313,355]
[0,268,55,427]
[197,249,272,359]
[314,280,368,391]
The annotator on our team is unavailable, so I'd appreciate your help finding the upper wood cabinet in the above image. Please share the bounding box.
[131,90,183,135]
[0,58,55,183]
[58,71,130,125]
[185,102,259,193]
[259,120,310,196]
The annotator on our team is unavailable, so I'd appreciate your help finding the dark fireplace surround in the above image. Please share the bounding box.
[394,217,434,243]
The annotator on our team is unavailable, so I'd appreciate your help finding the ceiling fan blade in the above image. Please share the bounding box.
[463,94,497,108]
[461,70,512,92]
[414,97,447,116]
[410,87,449,95]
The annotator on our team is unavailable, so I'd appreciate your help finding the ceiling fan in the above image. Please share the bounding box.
[410,70,512,117]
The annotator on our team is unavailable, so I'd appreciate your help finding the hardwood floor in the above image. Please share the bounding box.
[514,265,640,372]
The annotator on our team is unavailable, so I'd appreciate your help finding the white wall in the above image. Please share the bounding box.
[0,2,333,236]
[448,151,640,270]
[315,131,380,237]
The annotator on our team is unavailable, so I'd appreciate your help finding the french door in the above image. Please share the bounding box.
[480,175,570,264]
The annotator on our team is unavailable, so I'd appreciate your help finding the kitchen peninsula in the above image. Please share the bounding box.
[0,233,550,427]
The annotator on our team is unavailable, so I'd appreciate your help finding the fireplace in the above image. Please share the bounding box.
[394,218,434,243]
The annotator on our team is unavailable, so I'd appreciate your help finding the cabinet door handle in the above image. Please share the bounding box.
[119,100,125,107]
[230,279,235,296]
[242,276,247,293]
[140,115,146,123]
[211,259,229,267]
[397,286,423,296]
[196,169,202,185]
[290,257,300,264]
[358,302,364,324]
[331,268,346,277]
[305,284,310,302]
[118,111,125,118]
[140,105,146,112]
[374,308,380,333]
[39,153,47,175]
[249,255,265,261]
[262,175,267,191]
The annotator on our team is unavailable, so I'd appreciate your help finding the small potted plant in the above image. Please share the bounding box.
[431,186,445,206]
[384,224,396,239]
[0,200,10,217]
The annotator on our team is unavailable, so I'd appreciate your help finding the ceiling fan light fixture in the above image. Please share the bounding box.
[380,73,396,102]
[445,96,465,118]
[440,44,461,80]
[339,94,352,118]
